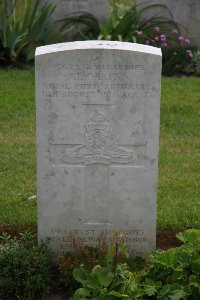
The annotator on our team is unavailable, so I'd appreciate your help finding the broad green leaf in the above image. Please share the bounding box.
[85,274,99,289]
[152,248,178,269]
[143,279,162,296]
[176,230,200,247]
[157,284,188,300]
[172,270,188,284]
[94,267,113,288]
[73,268,89,284]
[108,290,129,298]
[189,275,200,288]
[109,276,124,290]
[74,287,92,297]
[191,258,200,274]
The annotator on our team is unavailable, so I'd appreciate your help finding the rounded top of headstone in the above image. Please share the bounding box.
[35,41,162,57]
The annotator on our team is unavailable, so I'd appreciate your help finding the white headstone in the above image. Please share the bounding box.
[41,0,108,25]
[36,41,162,258]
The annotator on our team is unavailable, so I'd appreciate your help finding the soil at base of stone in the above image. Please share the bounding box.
[0,225,182,250]
[0,226,183,299]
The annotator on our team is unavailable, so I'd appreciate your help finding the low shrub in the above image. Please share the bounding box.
[162,47,197,76]
[70,229,200,299]
[68,229,135,299]
[58,229,129,297]
[143,229,200,299]
[0,231,51,300]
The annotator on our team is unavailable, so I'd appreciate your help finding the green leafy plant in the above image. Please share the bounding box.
[59,1,193,75]
[141,229,200,299]
[192,50,200,75]
[176,48,200,76]
[70,264,134,299]
[59,1,178,43]
[69,230,143,299]
[0,231,51,300]
[0,0,63,64]
[0,229,200,299]
[161,47,196,75]
[58,229,129,297]
[70,229,200,299]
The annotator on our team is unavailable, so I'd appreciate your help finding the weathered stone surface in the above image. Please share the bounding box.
[137,0,200,46]
[40,0,108,25]
[36,41,162,258]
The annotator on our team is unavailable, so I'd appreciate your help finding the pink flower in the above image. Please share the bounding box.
[186,50,193,58]
[145,40,150,45]
[160,34,167,42]
[155,36,159,41]
[172,28,178,35]
[155,26,160,32]
[161,42,167,48]
[178,36,184,41]
[136,31,143,36]
[184,38,191,45]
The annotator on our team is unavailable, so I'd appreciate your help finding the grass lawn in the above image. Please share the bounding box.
[0,70,36,226]
[0,70,199,229]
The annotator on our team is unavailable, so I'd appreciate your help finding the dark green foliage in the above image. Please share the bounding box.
[176,48,200,76]
[0,0,63,64]
[0,231,51,300]
[70,264,140,299]
[71,229,200,299]
[58,229,130,298]
[143,229,200,299]
[0,230,200,299]
[68,230,143,299]
[162,47,198,75]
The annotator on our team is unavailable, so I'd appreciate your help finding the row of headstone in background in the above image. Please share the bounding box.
[137,0,200,47]
[40,0,108,26]
[35,41,162,259]
[41,0,200,47]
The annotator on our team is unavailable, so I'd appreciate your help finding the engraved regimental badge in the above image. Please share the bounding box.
[63,108,136,164]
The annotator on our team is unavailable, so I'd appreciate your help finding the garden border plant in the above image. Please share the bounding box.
[1,229,200,299]
[59,1,194,75]
[69,229,200,299]
[0,231,52,300]
[0,0,64,65]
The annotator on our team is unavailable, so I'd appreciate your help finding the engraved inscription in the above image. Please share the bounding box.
[52,63,145,72]
[42,81,151,99]
[42,63,153,100]
[49,228,147,257]
[62,108,136,164]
